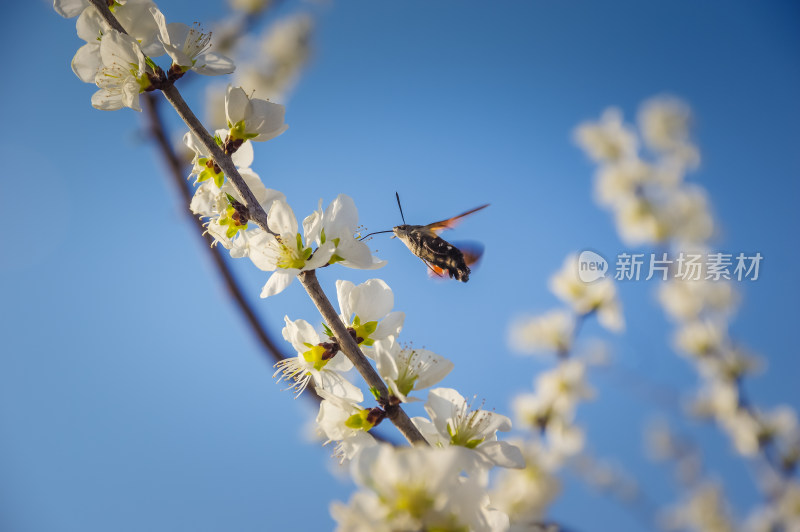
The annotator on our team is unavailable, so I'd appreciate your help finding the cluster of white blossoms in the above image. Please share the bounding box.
[275,278,524,530]
[575,97,710,246]
[56,0,235,111]
[509,254,624,358]
[578,98,800,530]
[495,256,623,526]
[185,85,387,297]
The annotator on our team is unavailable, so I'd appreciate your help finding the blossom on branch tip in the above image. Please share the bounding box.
[92,29,150,111]
[151,8,234,77]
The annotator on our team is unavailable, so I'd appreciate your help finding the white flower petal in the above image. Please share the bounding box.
[349,279,393,322]
[315,370,363,402]
[477,440,525,469]
[225,86,249,126]
[373,311,404,340]
[193,52,236,76]
[71,42,101,83]
[336,280,356,322]
[267,200,298,236]
[53,0,88,18]
[260,269,299,297]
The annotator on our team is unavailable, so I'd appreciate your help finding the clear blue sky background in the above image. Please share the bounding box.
[2,1,799,531]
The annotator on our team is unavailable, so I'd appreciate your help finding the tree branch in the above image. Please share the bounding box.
[90,0,411,445]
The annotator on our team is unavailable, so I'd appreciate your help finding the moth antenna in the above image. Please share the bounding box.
[395,191,407,224]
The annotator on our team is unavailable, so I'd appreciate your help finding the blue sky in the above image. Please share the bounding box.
[1,1,799,531]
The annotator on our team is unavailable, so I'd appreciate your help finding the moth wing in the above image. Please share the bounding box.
[425,261,449,279]
[457,241,485,267]
[426,204,490,234]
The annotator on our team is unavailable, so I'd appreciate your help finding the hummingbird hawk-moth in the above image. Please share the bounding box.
[364,193,489,282]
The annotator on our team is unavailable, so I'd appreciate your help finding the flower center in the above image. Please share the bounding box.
[302,344,329,371]
[447,409,487,449]
[276,233,312,270]
[350,315,378,346]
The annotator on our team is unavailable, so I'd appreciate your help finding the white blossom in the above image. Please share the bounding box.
[275,317,362,401]
[315,389,378,462]
[658,278,737,321]
[332,445,509,532]
[151,8,234,76]
[250,200,335,297]
[335,279,403,350]
[508,309,575,355]
[225,85,288,142]
[372,338,453,403]
[574,108,638,163]
[673,319,727,359]
[533,360,594,419]
[92,29,150,111]
[489,440,560,529]
[413,388,524,473]
[549,255,624,332]
[320,195,386,270]
[593,158,653,209]
[638,96,700,168]
[54,0,91,18]
[660,483,734,532]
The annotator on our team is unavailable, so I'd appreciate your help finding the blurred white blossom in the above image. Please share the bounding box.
[508,310,575,355]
